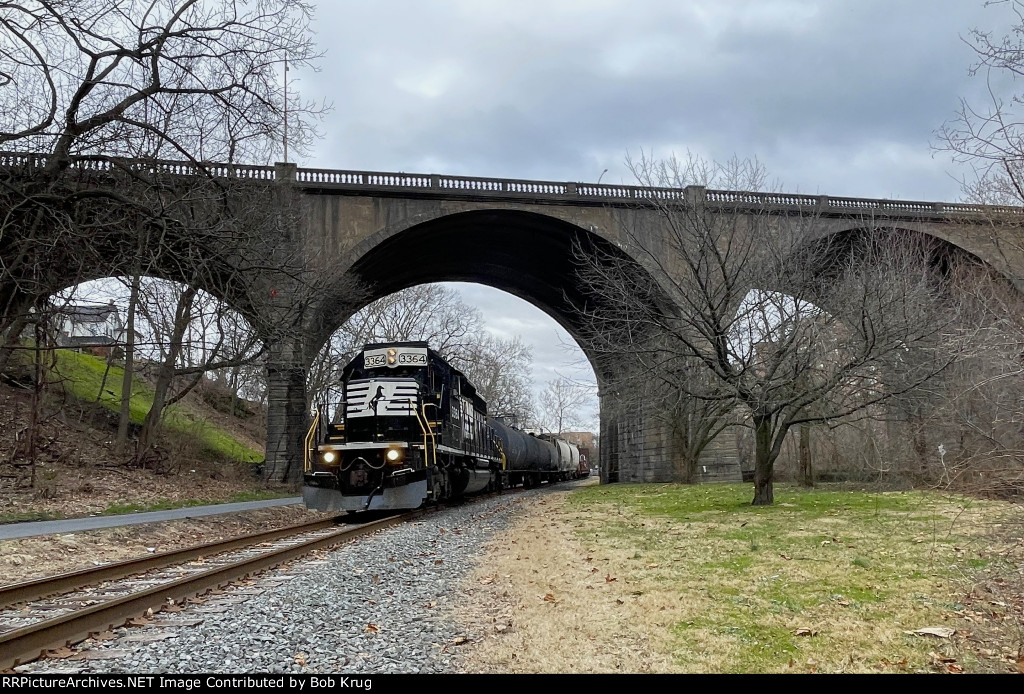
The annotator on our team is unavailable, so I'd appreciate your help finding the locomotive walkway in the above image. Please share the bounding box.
[0,497,301,540]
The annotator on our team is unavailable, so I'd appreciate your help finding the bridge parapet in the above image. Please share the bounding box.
[3,150,1022,219]
[0,150,276,180]
[293,166,1024,219]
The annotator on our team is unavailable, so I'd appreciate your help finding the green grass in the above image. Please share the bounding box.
[0,510,66,525]
[51,349,262,463]
[577,482,930,519]
[674,619,800,669]
[565,481,1018,673]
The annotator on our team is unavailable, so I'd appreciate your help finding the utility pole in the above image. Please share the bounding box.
[283,56,289,163]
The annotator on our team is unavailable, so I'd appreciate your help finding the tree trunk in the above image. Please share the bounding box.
[799,421,813,487]
[116,273,141,455]
[136,287,196,461]
[751,415,775,506]
[677,451,698,483]
[0,289,38,376]
[0,314,29,377]
[229,366,241,417]
[27,320,43,488]
[672,418,698,484]
[95,352,114,404]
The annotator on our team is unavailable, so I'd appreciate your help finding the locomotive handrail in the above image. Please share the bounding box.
[303,408,321,474]
[494,439,507,471]
[418,401,438,468]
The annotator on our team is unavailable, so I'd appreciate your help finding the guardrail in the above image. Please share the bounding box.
[3,150,1021,217]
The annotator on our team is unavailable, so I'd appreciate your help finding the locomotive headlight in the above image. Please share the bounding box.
[321,450,338,465]
[387,348,397,365]
[385,447,402,463]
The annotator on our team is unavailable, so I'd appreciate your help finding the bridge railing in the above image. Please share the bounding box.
[706,190,821,206]
[293,165,1024,216]
[3,150,1022,217]
[0,151,277,180]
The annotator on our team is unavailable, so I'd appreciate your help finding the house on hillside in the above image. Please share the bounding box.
[53,302,124,356]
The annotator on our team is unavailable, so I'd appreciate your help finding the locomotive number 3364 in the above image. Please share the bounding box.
[363,348,428,368]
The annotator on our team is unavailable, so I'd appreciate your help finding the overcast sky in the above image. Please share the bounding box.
[287,1,1011,430]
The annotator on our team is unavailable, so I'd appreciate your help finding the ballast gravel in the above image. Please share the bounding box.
[17,488,559,674]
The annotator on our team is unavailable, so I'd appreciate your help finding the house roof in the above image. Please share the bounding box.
[52,303,119,322]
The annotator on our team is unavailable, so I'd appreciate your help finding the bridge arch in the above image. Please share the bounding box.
[309,209,655,376]
[286,208,675,485]
[813,219,1023,292]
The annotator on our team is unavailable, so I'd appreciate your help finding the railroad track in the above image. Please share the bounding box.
[0,511,422,669]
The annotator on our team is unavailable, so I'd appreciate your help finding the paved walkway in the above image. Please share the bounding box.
[0,497,303,540]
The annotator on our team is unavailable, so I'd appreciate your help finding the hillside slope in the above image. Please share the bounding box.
[0,349,281,523]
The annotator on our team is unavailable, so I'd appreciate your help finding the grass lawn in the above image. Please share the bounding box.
[462,481,1023,674]
[562,482,1023,672]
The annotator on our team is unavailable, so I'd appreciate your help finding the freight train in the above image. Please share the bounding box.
[302,342,586,512]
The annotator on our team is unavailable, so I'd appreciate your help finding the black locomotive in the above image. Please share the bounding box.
[302,341,584,512]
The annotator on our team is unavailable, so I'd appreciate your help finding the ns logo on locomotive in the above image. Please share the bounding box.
[303,342,588,512]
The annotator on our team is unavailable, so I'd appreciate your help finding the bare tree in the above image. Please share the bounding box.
[0,1,360,487]
[116,272,141,454]
[308,284,536,424]
[346,284,485,359]
[118,278,263,463]
[208,303,269,414]
[456,333,535,424]
[926,1,1024,496]
[538,376,592,434]
[0,0,326,373]
[0,0,322,163]
[660,365,735,484]
[885,267,1024,495]
[936,0,1024,206]
[577,153,957,505]
[307,284,482,406]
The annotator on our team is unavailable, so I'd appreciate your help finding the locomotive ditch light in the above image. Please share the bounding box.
[385,447,403,463]
[321,450,338,465]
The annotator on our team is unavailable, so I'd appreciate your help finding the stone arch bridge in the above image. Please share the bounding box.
[4,153,1022,484]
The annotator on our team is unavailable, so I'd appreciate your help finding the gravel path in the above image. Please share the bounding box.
[16,488,552,674]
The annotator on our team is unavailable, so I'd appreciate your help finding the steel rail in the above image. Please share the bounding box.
[0,516,345,609]
[0,511,421,669]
